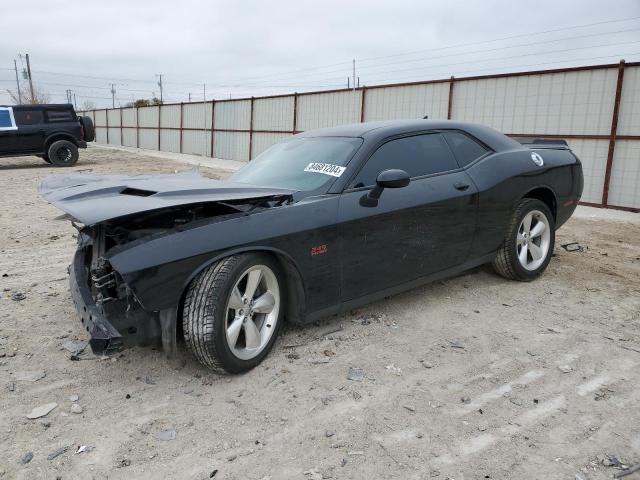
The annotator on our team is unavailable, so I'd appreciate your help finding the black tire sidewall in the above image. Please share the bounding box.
[209,254,285,373]
[80,116,95,142]
[509,200,555,280]
[48,140,79,167]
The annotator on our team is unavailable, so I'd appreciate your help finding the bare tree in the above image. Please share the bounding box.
[80,100,96,111]
[5,82,50,105]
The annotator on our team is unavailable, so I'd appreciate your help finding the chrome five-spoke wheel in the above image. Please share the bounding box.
[516,210,551,271]
[225,265,280,360]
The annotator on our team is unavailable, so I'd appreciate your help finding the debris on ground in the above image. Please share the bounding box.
[403,404,416,412]
[11,292,26,301]
[561,242,586,253]
[74,445,94,454]
[420,360,434,368]
[156,429,177,441]
[15,370,46,382]
[449,340,465,349]
[558,364,573,373]
[20,452,33,464]
[26,402,57,419]
[69,394,79,402]
[385,364,402,375]
[70,403,83,414]
[117,458,131,468]
[62,339,88,355]
[347,367,364,382]
[47,446,68,461]
[614,464,640,478]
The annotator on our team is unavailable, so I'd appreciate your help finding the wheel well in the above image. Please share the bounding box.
[45,134,77,151]
[523,187,557,220]
[175,250,307,341]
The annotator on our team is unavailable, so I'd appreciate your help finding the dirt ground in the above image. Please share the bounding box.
[1,147,639,480]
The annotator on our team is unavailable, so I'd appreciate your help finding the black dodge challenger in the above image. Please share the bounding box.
[41,120,583,373]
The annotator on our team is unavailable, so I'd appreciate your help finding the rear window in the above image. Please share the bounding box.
[14,110,43,125]
[442,131,490,167]
[46,110,75,122]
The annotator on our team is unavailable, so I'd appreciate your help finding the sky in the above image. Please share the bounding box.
[1,0,639,108]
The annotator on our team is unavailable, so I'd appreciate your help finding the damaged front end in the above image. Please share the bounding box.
[43,170,295,356]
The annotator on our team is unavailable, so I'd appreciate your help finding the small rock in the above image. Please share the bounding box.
[403,404,416,412]
[21,452,34,464]
[558,365,573,373]
[70,403,83,414]
[416,432,424,439]
[509,397,523,406]
[449,340,465,349]
[325,431,336,438]
[69,394,79,402]
[16,371,46,382]
[117,458,131,468]
[62,339,88,355]
[385,364,402,376]
[47,446,68,461]
[156,429,176,441]
[461,396,471,404]
[27,402,58,419]
[347,367,364,382]
[477,423,488,432]
[75,445,93,454]
[227,454,237,462]
[420,360,434,369]
[11,292,26,301]
[125,394,131,399]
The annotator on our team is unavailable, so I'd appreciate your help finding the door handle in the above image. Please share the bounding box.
[453,182,470,191]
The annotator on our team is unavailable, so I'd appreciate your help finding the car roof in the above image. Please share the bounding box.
[1,104,75,111]
[296,119,522,152]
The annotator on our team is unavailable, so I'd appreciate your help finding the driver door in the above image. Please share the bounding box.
[338,132,478,301]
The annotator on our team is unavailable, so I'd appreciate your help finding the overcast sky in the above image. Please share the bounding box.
[1,0,639,107]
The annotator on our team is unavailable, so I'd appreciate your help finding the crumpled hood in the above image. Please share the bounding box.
[39,170,295,225]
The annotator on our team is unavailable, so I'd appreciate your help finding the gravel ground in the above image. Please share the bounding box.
[1,147,639,480]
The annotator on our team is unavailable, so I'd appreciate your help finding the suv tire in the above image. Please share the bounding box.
[48,140,79,167]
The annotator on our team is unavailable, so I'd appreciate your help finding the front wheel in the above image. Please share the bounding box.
[182,254,284,373]
[492,198,555,281]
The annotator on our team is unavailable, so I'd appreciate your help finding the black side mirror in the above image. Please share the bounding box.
[360,169,410,207]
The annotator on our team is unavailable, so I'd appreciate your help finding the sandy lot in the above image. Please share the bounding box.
[1,147,639,480]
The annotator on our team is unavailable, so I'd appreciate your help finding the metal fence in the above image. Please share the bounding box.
[81,60,640,211]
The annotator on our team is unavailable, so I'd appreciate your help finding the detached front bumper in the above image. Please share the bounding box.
[69,249,124,355]
[69,245,165,356]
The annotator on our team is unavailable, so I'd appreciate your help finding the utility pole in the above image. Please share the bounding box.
[352,59,357,122]
[203,83,206,101]
[73,93,77,110]
[13,60,22,104]
[188,93,192,102]
[110,83,116,108]
[156,74,163,104]
[25,53,35,104]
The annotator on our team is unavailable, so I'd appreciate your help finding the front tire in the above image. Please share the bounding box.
[492,198,555,281]
[48,140,79,167]
[182,254,284,373]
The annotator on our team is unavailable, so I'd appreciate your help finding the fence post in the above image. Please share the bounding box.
[157,104,162,151]
[292,92,298,134]
[447,76,455,120]
[360,86,366,122]
[602,60,626,206]
[179,102,184,154]
[136,107,140,149]
[119,107,123,146]
[210,100,215,158]
[105,109,109,144]
[248,96,255,160]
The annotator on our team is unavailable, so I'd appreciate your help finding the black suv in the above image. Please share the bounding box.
[0,104,94,167]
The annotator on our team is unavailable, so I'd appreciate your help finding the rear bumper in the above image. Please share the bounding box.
[69,250,123,355]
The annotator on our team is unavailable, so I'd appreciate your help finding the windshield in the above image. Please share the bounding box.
[230,137,362,191]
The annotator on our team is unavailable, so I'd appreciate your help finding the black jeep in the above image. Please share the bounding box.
[0,104,94,167]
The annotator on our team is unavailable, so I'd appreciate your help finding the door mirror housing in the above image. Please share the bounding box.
[376,169,410,189]
[360,169,410,207]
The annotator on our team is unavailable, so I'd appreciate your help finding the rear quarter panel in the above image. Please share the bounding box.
[467,147,581,257]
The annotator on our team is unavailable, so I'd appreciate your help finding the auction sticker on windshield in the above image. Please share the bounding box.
[304,163,346,177]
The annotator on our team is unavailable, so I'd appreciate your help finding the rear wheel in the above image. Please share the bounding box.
[182,254,284,373]
[492,198,555,281]
[48,140,79,167]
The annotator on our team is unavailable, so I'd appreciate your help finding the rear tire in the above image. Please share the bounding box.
[48,140,79,167]
[492,198,555,281]
[182,254,284,373]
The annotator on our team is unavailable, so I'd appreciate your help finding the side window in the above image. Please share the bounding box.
[351,133,458,188]
[46,110,75,122]
[442,131,489,167]
[14,110,43,126]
